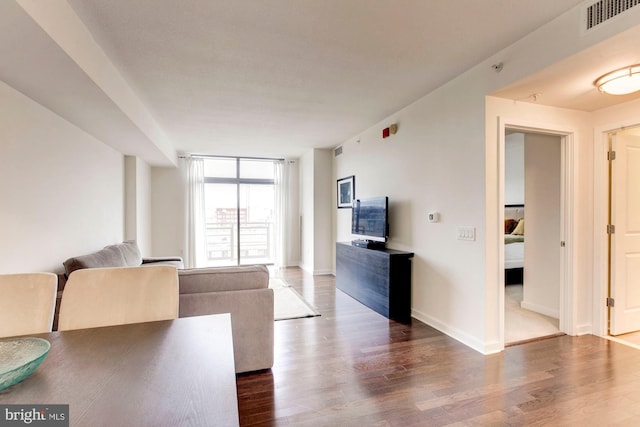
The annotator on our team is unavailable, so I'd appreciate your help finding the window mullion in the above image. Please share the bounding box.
[236,158,241,266]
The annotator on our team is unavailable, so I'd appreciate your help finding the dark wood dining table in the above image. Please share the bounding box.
[0,313,239,426]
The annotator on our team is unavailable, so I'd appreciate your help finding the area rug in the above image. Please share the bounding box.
[269,278,320,321]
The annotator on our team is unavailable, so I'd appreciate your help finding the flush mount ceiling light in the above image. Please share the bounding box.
[595,65,640,95]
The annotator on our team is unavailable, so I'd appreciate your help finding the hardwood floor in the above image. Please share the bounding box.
[236,267,640,426]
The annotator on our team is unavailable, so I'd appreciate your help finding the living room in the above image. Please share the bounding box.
[3,0,640,424]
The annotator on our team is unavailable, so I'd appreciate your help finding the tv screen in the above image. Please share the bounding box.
[351,196,388,242]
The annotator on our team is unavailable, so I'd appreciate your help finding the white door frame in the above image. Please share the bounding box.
[497,117,577,347]
[593,122,640,337]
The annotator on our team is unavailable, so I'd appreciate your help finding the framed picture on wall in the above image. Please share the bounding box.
[337,175,355,208]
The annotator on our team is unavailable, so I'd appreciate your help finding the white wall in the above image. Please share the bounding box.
[16,0,177,167]
[505,133,524,205]
[593,98,640,127]
[0,80,124,274]
[125,156,137,244]
[313,149,334,274]
[298,149,333,275]
[125,156,152,255]
[334,3,640,352]
[487,99,640,343]
[335,77,488,351]
[285,159,301,267]
[298,151,312,272]
[486,98,594,341]
[136,157,152,255]
[522,133,561,318]
[151,165,185,258]
[484,8,640,348]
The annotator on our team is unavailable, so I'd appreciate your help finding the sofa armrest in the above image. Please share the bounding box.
[142,257,184,269]
[179,288,274,373]
[178,264,268,294]
[142,256,183,263]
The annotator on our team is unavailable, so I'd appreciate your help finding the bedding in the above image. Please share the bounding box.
[504,205,525,272]
[505,234,524,244]
[505,241,524,269]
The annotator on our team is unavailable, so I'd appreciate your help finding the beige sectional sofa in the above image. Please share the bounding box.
[178,265,274,373]
[59,241,274,373]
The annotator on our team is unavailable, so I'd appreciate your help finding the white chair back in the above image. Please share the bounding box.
[0,273,57,338]
[58,266,178,331]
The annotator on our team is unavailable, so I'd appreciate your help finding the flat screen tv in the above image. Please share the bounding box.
[351,196,388,242]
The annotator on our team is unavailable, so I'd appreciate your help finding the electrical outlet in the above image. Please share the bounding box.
[457,226,475,241]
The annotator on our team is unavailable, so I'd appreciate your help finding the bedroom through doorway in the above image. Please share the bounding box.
[504,129,562,345]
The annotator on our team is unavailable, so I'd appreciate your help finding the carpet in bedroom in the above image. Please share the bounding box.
[269,278,320,321]
[505,284,560,344]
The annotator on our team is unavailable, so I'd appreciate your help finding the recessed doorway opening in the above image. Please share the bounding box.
[498,119,576,350]
[503,129,563,345]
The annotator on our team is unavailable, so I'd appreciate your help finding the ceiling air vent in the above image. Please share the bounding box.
[585,0,640,30]
[334,146,343,157]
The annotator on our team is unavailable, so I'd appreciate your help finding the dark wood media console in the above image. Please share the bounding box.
[335,242,414,323]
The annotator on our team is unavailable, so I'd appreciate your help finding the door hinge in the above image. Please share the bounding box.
[608,150,616,160]
[607,224,616,234]
[560,241,566,247]
[606,297,615,308]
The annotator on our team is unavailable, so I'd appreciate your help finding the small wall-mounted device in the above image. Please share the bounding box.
[382,123,398,139]
[427,212,439,223]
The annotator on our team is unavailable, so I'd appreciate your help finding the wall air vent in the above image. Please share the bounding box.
[585,0,640,30]
[334,146,343,157]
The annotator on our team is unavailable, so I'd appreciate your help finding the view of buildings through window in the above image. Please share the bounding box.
[203,157,276,267]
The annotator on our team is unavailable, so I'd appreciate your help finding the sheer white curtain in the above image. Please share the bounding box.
[182,156,207,268]
[274,160,288,272]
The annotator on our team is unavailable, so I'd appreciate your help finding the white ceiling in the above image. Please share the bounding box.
[492,22,640,111]
[4,0,639,164]
[63,0,588,159]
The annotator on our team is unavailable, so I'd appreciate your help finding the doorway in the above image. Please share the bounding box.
[503,129,563,344]
[497,118,576,349]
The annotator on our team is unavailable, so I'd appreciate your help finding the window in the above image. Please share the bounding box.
[202,158,277,266]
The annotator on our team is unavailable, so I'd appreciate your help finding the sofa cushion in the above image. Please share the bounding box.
[178,265,269,294]
[62,241,185,278]
[111,240,142,266]
[63,246,128,277]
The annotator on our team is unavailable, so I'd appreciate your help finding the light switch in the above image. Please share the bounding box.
[457,226,475,241]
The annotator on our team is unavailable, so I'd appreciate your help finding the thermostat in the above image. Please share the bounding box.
[428,212,439,223]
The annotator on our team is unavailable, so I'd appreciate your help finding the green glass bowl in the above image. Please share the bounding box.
[0,337,50,391]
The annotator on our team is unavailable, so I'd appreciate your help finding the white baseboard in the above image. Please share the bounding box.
[411,308,501,355]
[296,263,334,276]
[298,263,312,274]
[313,269,335,276]
[520,300,559,319]
[576,323,592,336]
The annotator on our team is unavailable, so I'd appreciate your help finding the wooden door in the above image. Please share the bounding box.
[610,132,640,335]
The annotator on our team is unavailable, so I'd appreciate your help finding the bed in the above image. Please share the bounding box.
[504,205,524,285]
